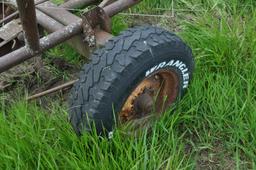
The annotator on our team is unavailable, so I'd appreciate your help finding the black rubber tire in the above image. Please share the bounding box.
[69,26,194,136]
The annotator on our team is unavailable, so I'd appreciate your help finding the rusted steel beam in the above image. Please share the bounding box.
[16,0,40,53]
[104,0,142,17]
[60,0,97,8]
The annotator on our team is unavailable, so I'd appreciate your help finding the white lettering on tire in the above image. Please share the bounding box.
[108,131,114,139]
[145,59,190,89]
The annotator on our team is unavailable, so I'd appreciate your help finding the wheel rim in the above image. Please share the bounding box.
[120,70,179,123]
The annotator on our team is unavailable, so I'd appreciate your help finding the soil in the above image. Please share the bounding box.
[195,141,236,170]
[0,56,80,109]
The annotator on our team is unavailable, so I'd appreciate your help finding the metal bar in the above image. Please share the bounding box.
[36,0,50,4]
[27,79,78,100]
[99,0,115,8]
[104,0,142,17]
[37,2,81,26]
[60,0,96,8]
[36,9,64,32]
[16,0,40,53]
[0,11,18,25]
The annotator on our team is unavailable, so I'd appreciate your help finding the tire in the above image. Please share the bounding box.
[69,26,194,136]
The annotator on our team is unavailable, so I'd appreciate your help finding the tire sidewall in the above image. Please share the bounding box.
[69,26,195,136]
[110,46,193,132]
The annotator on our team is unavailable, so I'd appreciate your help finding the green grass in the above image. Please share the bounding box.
[46,43,83,65]
[1,0,256,169]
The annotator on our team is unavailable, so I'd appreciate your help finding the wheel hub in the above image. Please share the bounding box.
[120,70,179,123]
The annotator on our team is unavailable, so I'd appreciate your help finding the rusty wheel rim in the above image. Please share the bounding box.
[119,69,179,123]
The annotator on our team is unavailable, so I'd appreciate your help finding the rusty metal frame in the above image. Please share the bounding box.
[0,0,142,73]
[16,0,40,53]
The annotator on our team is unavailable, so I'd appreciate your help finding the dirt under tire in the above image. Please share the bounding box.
[69,26,194,136]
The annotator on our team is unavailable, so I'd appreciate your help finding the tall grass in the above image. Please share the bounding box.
[0,0,256,169]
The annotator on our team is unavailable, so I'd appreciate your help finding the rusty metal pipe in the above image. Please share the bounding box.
[36,9,64,32]
[16,0,40,53]
[37,2,81,26]
[104,0,142,17]
[60,0,97,8]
